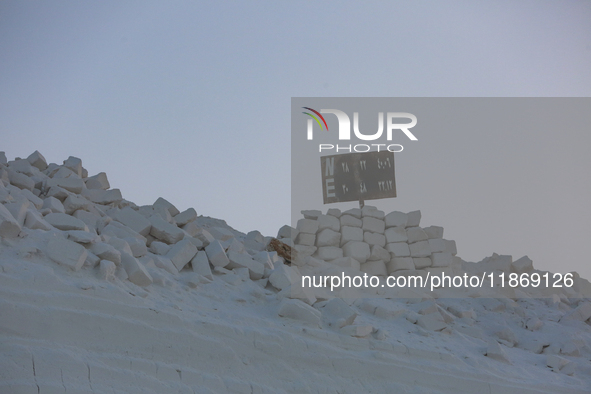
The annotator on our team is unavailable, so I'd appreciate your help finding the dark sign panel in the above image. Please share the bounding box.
[320,151,396,204]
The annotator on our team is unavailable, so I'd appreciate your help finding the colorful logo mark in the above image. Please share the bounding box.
[302,107,329,131]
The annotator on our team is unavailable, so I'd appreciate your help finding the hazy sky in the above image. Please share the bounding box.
[1,1,590,277]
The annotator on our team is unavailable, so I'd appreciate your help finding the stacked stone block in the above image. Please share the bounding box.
[292,205,458,277]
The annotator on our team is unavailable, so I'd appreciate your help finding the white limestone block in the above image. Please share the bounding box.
[361,260,387,277]
[406,210,421,227]
[120,252,153,286]
[174,208,197,226]
[0,151,6,164]
[297,218,319,234]
[67,230,98,244]
[191,250,213,280]
[363,231,386,247]
[387,257,415,273]
[46,186,69,201]
[444,239,457,255]
[385,226,407,243]
[84,250,100,267]
[342,241,371,264]
[149,216,184,244]
[8,169,34,191]
[99,259,116,281]
[315,246,343,261]
[106,237,133,257]
[295,232,315,246]
[406,227,428,243]
[385,211,407,228]
[0,204,21,237]
[369,244,390,262]
[227,251,264,280]
[386,242,410,257]
[208,227,235,241]
[62,194,91,215]
[52,166,78,179]
[205,240,230,267]
[413,257,432,269]
[9,158,37,175]
[278,298,321,327]
[20,188,43,209]
[74,211,103,231]
[269,264,299,290]
[431,252,452,267]
[24,209,51,230]
[85,172,110,190]
[293,245,316,262]
[124,236,148,257]
[321,298,357,328]
[317,214,340,232]
[428,238,447,253]
[409,240,431,257]
[44,212,87,231]
[166,239,198,271]
[63,156,83,177]
[152,254,178,275]
[340,226,363,246]
[362,206,385,219]
[362,217,385,234]
[316,228,340,247]
[90,242,121,265]
[26,150,47,171]
[80,188,120,205]
[181,220,200,237]
[340,214,362,228]
[153,197,180,216]
[326,208,341,217]
[45,177,84,194]
[46,236,87,271]
[112,207,152,236]
[512,256,533,274]
[192,228,214,247]
[343,208,362,218]
[149,241,171,255]
[101,221,145,244]
[423,225,444,239]
[277,224,298,240]
[5,199,30,226]
[253,251,275,269]
[301,209,322,219]
[331,256,361,271]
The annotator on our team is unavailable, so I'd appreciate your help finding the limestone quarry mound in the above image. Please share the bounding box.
[0,150,590,393]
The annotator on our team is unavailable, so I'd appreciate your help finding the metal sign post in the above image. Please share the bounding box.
[320,151,396,205]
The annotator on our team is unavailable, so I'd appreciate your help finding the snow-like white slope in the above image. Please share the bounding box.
[1,151,591,393]
[0,237,588,394]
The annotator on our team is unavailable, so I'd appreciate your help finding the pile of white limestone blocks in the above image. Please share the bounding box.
[2,151,591,371]
[1,150,590,308]
[285,206,460,278]
[0,150,293,289]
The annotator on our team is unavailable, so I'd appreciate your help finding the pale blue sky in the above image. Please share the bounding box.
[1,1,590,277]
